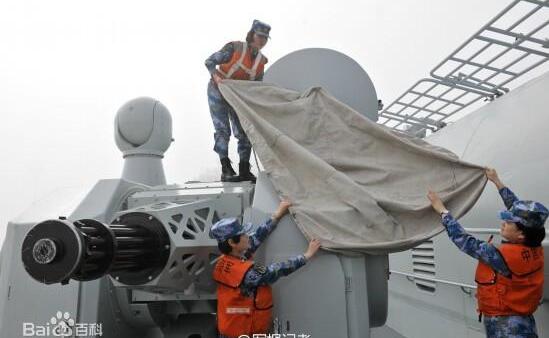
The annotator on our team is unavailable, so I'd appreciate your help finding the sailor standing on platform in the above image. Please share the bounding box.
[205,20,270,183]
[209,200,321,338]
[428,168,547,338]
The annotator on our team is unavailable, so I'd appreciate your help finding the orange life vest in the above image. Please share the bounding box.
[475,243,544,316]
[218,41,268,81]
[213,254,273,338]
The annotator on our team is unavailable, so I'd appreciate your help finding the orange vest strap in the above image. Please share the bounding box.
[213,255,254,288]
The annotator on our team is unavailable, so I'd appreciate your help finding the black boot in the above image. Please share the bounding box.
[220,158,239,182]
[238,161,257,183]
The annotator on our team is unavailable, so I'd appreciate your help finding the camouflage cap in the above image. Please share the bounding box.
[499,200,548,229]
[251,19,271,38]
[209,217,254,242]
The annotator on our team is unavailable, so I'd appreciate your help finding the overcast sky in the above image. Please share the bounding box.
[1,0,544,244]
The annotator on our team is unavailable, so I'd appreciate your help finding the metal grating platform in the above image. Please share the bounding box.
[379,0,549,136]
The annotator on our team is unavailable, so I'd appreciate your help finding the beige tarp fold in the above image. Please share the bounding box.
[219,80,487,254]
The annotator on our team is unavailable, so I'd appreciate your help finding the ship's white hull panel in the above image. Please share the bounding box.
[385,72,549,337]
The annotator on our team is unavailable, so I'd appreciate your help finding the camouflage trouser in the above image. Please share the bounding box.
[483,315,538,338]
[207,80,252,162]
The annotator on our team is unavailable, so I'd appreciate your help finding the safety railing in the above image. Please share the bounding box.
[464,227,549,246]
[389,270,476,294]
[390,226,549,295]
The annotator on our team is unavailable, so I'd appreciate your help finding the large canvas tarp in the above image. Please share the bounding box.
[219,80,487,254]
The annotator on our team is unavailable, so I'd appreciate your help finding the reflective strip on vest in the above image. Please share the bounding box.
[248,48,263,80]
[218,42,263,80]
[226,307,251,314]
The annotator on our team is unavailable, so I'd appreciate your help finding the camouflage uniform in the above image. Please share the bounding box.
[210,216,307,338]
[483,315,538,338]
[239,218,307,297]
[205,42,264,162]
[441,187,541,338]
